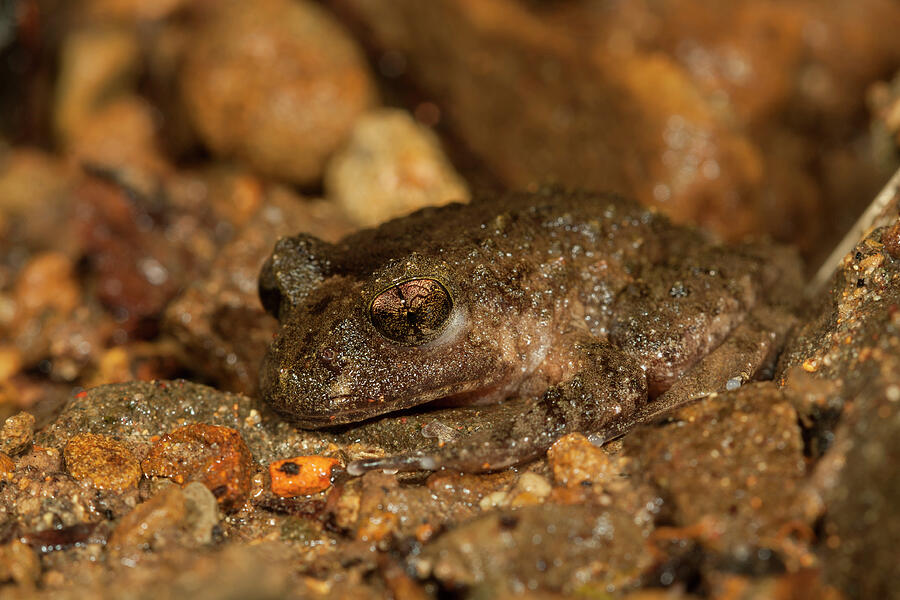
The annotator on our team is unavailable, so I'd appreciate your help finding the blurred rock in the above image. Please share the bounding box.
[325,108,469,226]
[2,164,263,383]
[83,0,188,22]
[180,0,377,184]
[53,1,170,177]
[54,25,141,149]
[869,69,900,168]
[0,540,40,588]
[180,481,220,545]
[9,252,97,376]
[0,376,72,428]
[506,471,551,507]
[12,252,78,318]
[0,411,35,456]
[0,346,20,384]
[0,150,77,274]
[65,95,170,181]
[85,341,183,389]
[73,172,219,339]
[334,0,900,257]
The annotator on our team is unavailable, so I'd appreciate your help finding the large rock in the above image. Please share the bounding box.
[334,0,900,255]
[180,0,377,184]
[779,220,900,599]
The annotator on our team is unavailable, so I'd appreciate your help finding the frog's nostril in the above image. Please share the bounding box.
[318,347,342,373]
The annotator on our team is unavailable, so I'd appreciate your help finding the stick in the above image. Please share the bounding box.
[808,165,900,297]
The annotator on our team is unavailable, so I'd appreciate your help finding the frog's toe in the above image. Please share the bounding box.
[346,452,439,476]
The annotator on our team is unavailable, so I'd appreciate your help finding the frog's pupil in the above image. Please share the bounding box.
[370,278,452,345]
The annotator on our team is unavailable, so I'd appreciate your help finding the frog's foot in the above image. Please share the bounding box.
[347,341,648,474]
[346,452,439,476]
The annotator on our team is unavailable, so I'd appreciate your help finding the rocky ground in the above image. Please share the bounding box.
[1,0,900,598]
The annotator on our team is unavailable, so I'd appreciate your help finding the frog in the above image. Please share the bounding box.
[258,187,802,475]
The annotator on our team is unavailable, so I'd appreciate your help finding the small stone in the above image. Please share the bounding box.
[479,490,509,511]
[142,423,253,512]
[0,540,40,587]
[107,484,187,559]
[12,252,80,352]
[0,346,22,382]
[1,411,35,456]
[356,509,399,545]
[54,25,141,147]
[325,108,470,226]
[508,472,552,507]
[547,433,618,488]
[0,452,14,479]
[181,481,220,545]
[17,445,62,473]
[882,219,900,260]
[726,376,743,391]
[64,432,142,491]
[332,482,361,530]
[269,455,340,497]
[415,523,437,543]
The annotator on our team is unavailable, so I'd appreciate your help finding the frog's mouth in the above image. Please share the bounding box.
[290,378,509,429]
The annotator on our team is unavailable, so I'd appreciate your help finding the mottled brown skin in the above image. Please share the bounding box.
[259,188,801,474]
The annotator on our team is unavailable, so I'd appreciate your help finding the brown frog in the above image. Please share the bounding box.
[259,188,801,474]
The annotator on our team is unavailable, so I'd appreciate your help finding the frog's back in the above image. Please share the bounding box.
[330,187,682,279]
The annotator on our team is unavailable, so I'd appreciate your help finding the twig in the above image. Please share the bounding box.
[808,165,900,297]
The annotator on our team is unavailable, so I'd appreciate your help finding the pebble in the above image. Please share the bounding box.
[14,252,79,318]
[107,484,186,559]
[54,25,141,148]
[64,432,142,491]
[181,481,220,545]
[0,345,22,382]
[0,540,40,587]
[0,452,13,479]
[547,432,618,488]
[268,455,340,497]
[508,472,552,507]
[1,411,35,456]
[142,423,253,512]
[325,108,470,226]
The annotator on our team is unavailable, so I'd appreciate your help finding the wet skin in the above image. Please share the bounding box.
[259,188,802,474]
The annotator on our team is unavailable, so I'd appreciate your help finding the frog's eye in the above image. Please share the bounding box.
[369,278,453,345]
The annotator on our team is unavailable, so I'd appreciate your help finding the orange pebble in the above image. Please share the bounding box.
[269,456,340,497]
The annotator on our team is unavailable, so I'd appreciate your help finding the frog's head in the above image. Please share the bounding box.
[259,233,518,428]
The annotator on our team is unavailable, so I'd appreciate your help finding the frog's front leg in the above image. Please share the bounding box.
[346,341,648,475]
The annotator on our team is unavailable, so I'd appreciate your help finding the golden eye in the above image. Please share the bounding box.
[369,278,452,345]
